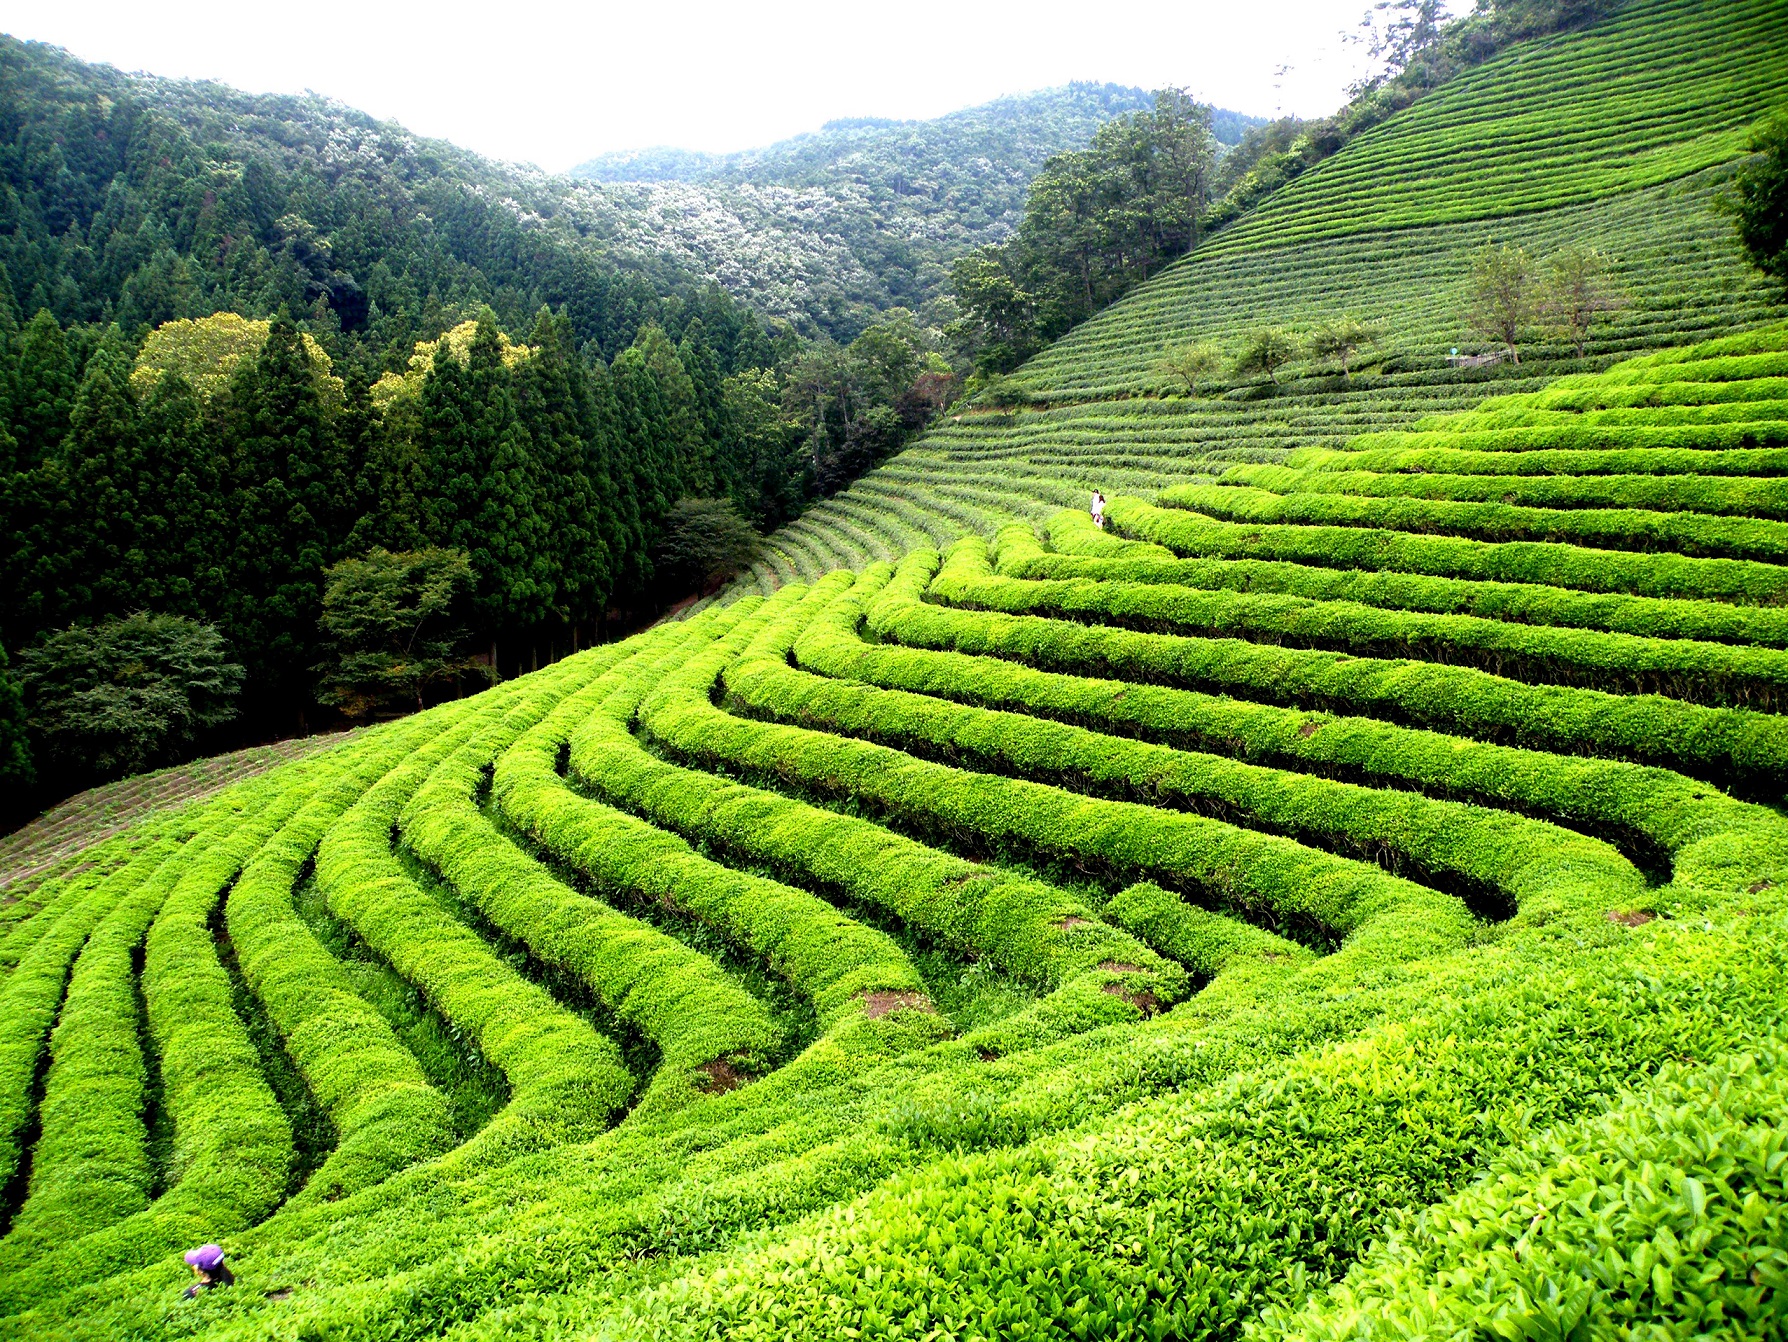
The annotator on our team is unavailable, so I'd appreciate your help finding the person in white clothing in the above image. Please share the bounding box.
[1090,490,1106,529]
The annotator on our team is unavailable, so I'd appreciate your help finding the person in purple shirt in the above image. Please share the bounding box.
[183,1244,234,1298]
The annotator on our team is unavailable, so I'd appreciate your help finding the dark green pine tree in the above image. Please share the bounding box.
[629,323,712,497]
[518,307,613,641]
[677,321,728,444]
[134,371,225,619]
[11,310,77,470]
[584,355,650,611]
[609,343,678,533]
[55,339,144,618]
[420,313,551,662]
[0,266,20,476]
[0,643,34,823]
[222,316,350,720]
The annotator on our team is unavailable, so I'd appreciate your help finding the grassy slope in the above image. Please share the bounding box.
[0,734,356,898]
[2,3,1788,1338]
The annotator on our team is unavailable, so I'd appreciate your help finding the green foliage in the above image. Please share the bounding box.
[315,547,484,720]
[1466,242,1535,362]
[1154,341,1222,396]
[1270,1042,1788,1341]
[651,500,763,600]
[571,84,1259,338]
[1537,243,1624,356]
[0,647,32,818]
[1232,327,1303,385]
[1731,107,1788,294]
[1305,317,1384,382]
[17,615,242,785]
[5,7,1788,1340]
[948,89,1223,372]
[783,310,954,495]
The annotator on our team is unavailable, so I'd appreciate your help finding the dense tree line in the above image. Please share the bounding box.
[947,90,1220,374]
[0,36,967,810]
[0,288,947,807]
[950,0,1625,373]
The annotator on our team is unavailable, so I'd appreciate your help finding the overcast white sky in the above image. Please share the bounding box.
[0,0,1409,173]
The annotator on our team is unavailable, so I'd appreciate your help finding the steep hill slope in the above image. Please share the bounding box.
[0,36,690,357]
[745,0,1786,580]
[567,86,1261,337]
[1,326,1786,1337]
[4,3,1788,1338]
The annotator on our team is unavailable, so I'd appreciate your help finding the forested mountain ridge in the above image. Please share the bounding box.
[0,35,700,365]
[0,33,981,803]
[568,86,1263,338]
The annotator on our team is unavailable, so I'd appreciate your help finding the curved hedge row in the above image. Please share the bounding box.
[945,533,1788,707]
[617,910,1788,1342]
[1226,462,1788,520]
[904,538,1788,792]
[768,564,1643,920]
[0,831,185,1211]
[0,776,303,1313]
[844,547,1788,900]
[1008,513,1788,648]
[1173,481,1788,564]
[1131,493,1788,605]
[408,645,793,1104]
[0,838,195,1263]
[1268,1039,1788,1341]
[225,723,460,1209]
[629,586,1197,999]
[313,690,636,1163]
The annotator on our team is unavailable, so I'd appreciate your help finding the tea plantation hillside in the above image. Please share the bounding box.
[0,326,1782,1337]
[5,1,1788,1338]
[741,0,1788,584]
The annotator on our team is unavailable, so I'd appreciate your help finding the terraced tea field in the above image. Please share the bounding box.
[729,0,1788,592]
[5,0,1788,1335]
[0,735,358,905]
[0,327,1782,1337]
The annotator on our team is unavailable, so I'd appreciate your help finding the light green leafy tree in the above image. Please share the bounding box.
[1156,341,1224,396]
[1232,327,1302,385]
[1307,317,1386,382]
[1540,245,1625,357]
[1466,242,1536,363]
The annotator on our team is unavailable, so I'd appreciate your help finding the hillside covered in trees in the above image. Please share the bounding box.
[570,86,1261,338]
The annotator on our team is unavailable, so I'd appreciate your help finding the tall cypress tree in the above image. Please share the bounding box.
[420,313,551,660]
[585,355,649,613]
[0,643,34,823]
[629,322,711,497]
[222,315,343,719]
[55,340,143,618]
[135,371,224,619]
[11,310,76,470]
[519,307,612,640]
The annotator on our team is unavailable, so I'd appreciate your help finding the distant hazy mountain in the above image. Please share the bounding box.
[566,86,1264,337]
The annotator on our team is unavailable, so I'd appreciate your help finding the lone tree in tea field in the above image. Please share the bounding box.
[1540,245,1625,356]
[1156,341,1224,395]
[1307,317,1386,382]
[1730,108,1788,294]
[1232,327,1302,385]
[1465,242,1536,363]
